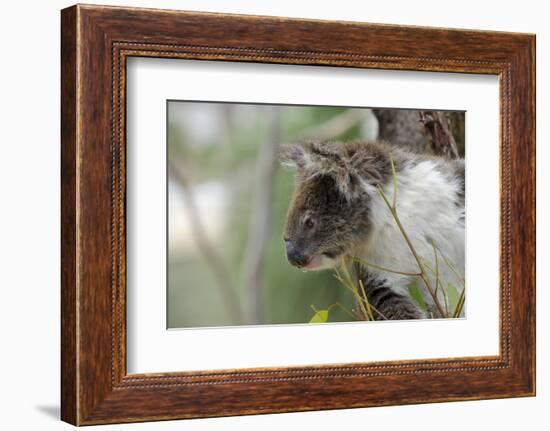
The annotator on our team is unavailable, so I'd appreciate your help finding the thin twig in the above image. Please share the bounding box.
[431,239,449,316]
[342,259,386,321]
[358,279,375,321]
[357,280,388,320]
[440,251,466,286]
[453,288,466,317]
[424,245,465,289]
[432,241,439,296]
[391,151,397,209]
[351,257,421,277]
[335,265,369,320]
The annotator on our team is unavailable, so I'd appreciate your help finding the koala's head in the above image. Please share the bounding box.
[280,140,392,271]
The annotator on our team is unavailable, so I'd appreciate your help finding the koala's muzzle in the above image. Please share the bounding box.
[285,240,309,267]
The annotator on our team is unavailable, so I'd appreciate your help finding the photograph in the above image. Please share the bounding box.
[167,101,466,328]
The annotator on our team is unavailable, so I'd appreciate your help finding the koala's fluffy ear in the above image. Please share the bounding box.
[280,141,339,172]
[280,141,384,200]
[279,143,308,169]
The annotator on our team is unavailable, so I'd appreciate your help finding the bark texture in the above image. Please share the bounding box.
[373,109,465,159]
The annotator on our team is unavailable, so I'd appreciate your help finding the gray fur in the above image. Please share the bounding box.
[355,265,424,320]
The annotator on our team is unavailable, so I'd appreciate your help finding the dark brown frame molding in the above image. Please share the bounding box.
[61,4,536,425]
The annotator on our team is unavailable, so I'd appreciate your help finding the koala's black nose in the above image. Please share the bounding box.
[285,240,309,267]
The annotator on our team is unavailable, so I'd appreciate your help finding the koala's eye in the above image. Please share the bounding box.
[304,218,314,229]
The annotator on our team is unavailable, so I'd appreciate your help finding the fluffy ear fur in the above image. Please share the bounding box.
[279,143,309,169]
[280,141,389,200]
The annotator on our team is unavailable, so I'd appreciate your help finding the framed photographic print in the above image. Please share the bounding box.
[61,4,536,425]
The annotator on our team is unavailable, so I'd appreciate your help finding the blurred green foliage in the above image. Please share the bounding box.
[167,103,368,328]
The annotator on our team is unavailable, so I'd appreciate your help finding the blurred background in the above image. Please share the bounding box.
[167,101,465,328]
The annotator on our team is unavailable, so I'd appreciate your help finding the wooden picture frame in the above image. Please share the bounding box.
[61,4,536,425]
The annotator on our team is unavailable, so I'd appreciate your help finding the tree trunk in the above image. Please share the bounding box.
[373,109,464,158]
[372,109,431,154]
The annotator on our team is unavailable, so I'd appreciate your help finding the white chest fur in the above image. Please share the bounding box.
[354,159,465,317]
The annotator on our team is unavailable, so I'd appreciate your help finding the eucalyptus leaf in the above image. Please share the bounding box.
[407,282,427,311]
[447,282,459,312]
[309,309,329,323]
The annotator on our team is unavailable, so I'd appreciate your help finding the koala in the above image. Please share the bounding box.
[280,140,465,320]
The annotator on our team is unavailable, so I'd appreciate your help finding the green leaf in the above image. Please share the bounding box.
[447,282,459,312]
[309,309,329,323]
[407,282,427,311]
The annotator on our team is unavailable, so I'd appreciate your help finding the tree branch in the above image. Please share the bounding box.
[241,107,282,324]
[168,159,244,323]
